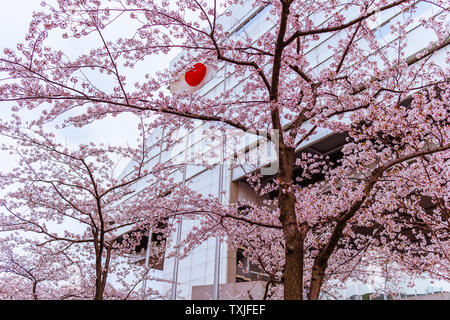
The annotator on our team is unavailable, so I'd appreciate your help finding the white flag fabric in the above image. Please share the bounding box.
[169,61,217,95]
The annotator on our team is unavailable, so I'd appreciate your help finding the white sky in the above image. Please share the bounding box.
[0,0,180,174]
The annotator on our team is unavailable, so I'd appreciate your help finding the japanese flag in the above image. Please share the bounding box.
[169,61,217,95]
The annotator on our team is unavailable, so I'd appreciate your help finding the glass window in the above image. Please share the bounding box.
[235,248,270,282]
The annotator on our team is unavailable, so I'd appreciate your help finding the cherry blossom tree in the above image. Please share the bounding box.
[0,238,78,300]
[0,0,449,299]
[0,121,181,300]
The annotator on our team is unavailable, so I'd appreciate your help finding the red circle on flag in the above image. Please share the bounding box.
[185,63,207,87]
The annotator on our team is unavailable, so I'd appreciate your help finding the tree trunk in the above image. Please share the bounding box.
[94,245,105,300]
[277,146,304,300]
[308,264,326,300]
[94,269,105,300]
[94,245,111,300]
[32,280,38,300]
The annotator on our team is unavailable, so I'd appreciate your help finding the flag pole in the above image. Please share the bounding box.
[170,130,189,300]
[143,128,166,300]
[213,64,227,300]
[213,163,223,300]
